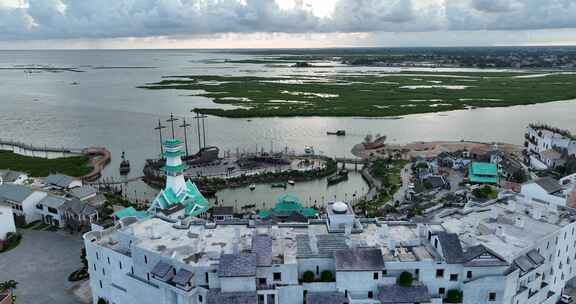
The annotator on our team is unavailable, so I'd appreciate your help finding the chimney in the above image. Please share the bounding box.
[532,208,542,220]
[515,217,525,228]
[387,239,396,253]
[507,200,516,212]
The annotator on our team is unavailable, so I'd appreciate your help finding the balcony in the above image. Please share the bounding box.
[257,283,276,290]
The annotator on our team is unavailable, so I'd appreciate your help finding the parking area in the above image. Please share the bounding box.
[0,230,85,304]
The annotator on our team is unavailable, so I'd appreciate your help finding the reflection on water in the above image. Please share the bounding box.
[211,168,368,211]
[0,50,575,204]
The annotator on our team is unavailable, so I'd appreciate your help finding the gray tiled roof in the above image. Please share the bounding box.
[526,249,545,265]
[534,177,563,194]
[151,261,173,279]
[252,234,273,266]
[514,255,537,272]
[60,198,98,216]
[172,269,194,286]
[335,248,384,271]
[307,292,348,304]
[45,174,75,188]
[206,290,257,304]
[296,234,349,258]
[437,232,464,264]
[378,285,431,303]
[462,245,508,267]
[0,184,33,204]
[218,253,256,277]
[212,207,234,216]
[70,186,97,199]
[40,195,67,209]
[0,170,26,182]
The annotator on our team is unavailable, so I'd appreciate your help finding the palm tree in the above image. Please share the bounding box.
[0,280,18,293]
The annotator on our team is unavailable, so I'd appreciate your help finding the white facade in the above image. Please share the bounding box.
[0,204,16,240]
[525,125,576,170]
[520,182,567,208]
[2,190,47,224]
[84,196,576,304]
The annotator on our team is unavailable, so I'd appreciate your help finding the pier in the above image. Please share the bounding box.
[81,147,112,182]
[334,157,369,171]
[0,138,83,158]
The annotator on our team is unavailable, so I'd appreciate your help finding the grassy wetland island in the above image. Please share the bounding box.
[140,48,576,118]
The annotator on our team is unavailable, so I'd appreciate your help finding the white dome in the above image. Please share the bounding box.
[332,202,348,214]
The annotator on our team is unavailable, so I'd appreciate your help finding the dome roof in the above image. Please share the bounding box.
[332,202,348,214]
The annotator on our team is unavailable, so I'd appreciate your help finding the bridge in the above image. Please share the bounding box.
[334,157,370,170]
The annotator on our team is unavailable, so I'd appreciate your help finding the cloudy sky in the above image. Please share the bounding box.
[2,0,576,49]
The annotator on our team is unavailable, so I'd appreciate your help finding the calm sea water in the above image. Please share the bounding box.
[1,49,575,205]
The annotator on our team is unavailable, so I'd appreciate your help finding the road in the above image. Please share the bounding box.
[0,230,85,304]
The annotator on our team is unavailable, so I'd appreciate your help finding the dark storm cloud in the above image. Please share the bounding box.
[1,0,576,41]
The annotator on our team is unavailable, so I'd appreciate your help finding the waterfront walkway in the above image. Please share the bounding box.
[81,147,111,182]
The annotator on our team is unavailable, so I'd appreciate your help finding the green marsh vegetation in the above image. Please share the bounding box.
[139,72,576,118]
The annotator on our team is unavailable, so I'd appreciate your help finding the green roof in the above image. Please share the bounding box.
[470,162,498,176]
[469,162,498,184]
[113,207,148,220]
[163,150,184,158]
[260,194,318,219]
[164,139,183,146]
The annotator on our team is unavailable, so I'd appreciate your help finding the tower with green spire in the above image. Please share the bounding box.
[149,137,209,217]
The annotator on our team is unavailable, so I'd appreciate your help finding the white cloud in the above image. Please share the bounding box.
[1,0,576,41]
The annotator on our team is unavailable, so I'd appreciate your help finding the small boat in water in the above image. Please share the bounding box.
[327,130,346,136]
[304,146,314,155]
[119,151,130,175]
[249,184,256,191]
[271,183,287,189]
[327,169,349,185]
[288,180,295,186]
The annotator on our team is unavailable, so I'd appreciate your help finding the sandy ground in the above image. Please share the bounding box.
[353,140,523,160]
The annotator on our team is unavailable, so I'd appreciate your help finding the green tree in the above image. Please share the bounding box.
[302,271,315,283]
[396,271,413,287]
[320,270,334,282]
[97,297,109,304]
[445,289,463,303]
[0,280,18,293]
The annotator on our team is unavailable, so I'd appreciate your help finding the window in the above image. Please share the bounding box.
[267,294,275,303]
[316,266,319,275]
[47,207,58,214]
[198,295,203,303]
[144,255,147,264]
[434,239,439,248]
[205,272,209,284]
[450,274,458,281]
[489,292,496,301]
[467,271,472,279]
[93,264,96,271]
[107,257,110,264]
[368,291,373,299]
[258,278,266,285]
[373,272,379,280]
[436,269,444,278]
[36,204,43,210]
[273,272,282,281]
[131,266,134,275]
[258,295,265,304]
[382,270,387,276]
[96,252,99,260]
[102,268,106,276]
[439,288,445,295]
[119,261,122,270]
[147,273,150,281]
[99,280,102,289]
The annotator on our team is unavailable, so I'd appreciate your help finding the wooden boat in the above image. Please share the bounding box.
[327,130,346,136]
[327,169,349,185]
[249,184,256,191]
[288,180,295,186]
[271,183,287,189]
[119,151,130,175]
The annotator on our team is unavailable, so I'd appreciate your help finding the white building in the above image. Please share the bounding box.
[525,124,576,170]
[36,195,67,228]
[0,184,47,224]
[84,195,576,304]
[0,170,28,185]
[520,177,568,208]
[0,203,16,240]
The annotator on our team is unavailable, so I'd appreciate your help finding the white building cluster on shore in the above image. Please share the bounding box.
[85,191,576,304]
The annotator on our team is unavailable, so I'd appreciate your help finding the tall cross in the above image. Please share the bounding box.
[179,117,192,159]
[166,113,179,139]
[154,119,167,155]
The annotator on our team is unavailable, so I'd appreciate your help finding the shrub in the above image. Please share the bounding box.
[445,289,463,303]
[396,271,413,287]
[320,270,334,282]
[302,271,315,283]
[97,298,109,304]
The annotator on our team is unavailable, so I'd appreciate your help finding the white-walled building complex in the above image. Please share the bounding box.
[85,194,576,304]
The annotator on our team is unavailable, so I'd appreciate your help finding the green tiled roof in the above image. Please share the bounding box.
[164,139,183,146]
[470,162,498,176]
[164,150,184,157]
[113,207,148,220]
